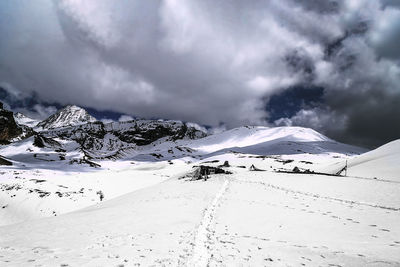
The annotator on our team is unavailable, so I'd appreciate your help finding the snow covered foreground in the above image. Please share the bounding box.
[0,127,399,266]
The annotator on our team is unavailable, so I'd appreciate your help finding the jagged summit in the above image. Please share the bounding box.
[37,105,96,129]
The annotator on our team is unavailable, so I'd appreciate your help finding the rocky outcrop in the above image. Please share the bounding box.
[40,120,207,154]
[33,134,62,149]
[0,155,12,166]
[0,102,23,144]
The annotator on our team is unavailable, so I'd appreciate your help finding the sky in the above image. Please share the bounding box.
[0,0,399,148]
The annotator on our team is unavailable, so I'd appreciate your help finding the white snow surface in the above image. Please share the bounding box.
[0,126,399,266]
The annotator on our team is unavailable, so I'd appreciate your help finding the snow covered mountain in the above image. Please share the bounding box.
[3,104,365,165]
[14,112,40,128]
[0,124,365,168]
[127,126,366,162]
[36,105,96,129]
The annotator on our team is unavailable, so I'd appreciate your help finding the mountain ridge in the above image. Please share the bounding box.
[0,104,368,167]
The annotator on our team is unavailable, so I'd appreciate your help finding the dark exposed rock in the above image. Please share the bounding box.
[187,165,232,181]
[222,161,230,167]
[0,102,23,143]
[33,134,62,149]
[69,157,101,168]
[41,120,207,154]
[0,156,12,166]
[276,159,294,164]
[203,160,219,163]
[113,121,205,146]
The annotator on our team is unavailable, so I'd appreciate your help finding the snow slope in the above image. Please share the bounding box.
[317,139,400,181]
[346,139,400,181]
[0,160,193,226]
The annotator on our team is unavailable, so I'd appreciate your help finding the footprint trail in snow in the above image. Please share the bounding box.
[187,179,230,267]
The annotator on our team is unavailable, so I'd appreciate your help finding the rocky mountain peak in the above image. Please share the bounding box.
[37,105,96,129]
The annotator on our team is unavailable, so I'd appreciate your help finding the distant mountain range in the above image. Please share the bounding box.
[0,101,369,169]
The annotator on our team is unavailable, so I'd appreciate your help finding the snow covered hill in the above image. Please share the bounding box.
[185,126,361,155]
[130,126,366,162]
[36,105,96,129]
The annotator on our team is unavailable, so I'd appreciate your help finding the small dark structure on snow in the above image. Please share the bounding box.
[249,164,266,171]
[96,190,104,201]
[189,165,232,181]
[335,160,348,176]
[292,166,314,174]
[221,161,230,167]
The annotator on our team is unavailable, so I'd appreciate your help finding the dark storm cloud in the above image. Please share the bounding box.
[267,86,324,121]
[0,0,399,147]
[381,0,400,8]
[0,84,60,119]
[293,0,341,14]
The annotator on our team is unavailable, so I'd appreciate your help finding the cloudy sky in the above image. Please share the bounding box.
[0,0,399,147]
